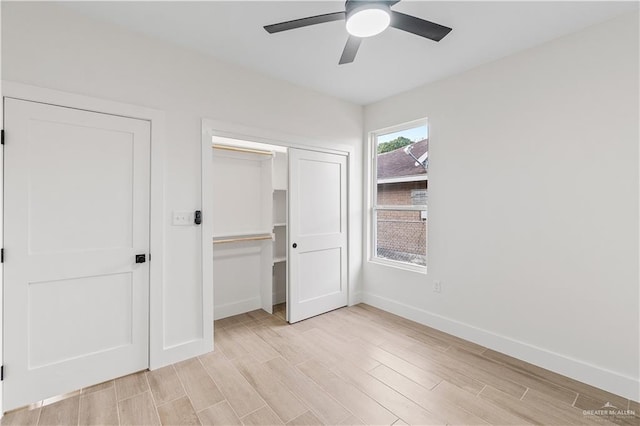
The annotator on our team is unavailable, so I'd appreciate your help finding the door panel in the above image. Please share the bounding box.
[298,247,343,302]
[288,149,347,323]
[28,273,133,368]
[27,120,135,253]
[298,159,342,235]
[3,98,150,410]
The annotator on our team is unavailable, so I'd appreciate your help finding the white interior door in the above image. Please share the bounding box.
[288,148,347,323]
[3,98,150,410]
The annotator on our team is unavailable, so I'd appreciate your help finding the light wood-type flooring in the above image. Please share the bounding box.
[2,304,638,425]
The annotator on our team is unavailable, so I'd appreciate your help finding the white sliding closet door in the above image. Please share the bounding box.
[3,98,151,410]
[288,149,348,323]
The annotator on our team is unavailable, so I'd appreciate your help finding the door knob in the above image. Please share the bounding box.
[135,254,146,264]
[292,243,297,248]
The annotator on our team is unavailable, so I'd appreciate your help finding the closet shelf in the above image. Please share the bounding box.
[213,231,273,245]
[273,257,287,264]
[273,223,286,227]
[212,144,273,156]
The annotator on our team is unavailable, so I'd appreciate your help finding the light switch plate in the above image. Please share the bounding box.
[172,211,193,226]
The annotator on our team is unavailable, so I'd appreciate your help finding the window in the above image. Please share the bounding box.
[371,121,428,269]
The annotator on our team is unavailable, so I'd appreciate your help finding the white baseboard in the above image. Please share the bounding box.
[214,297,261,320]
[361,292,639,402]
[349,291,363,306]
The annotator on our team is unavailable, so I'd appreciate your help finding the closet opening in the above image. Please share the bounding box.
[203,122,350,325]
[211,136,289,320]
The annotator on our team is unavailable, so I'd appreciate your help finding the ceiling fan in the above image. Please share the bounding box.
[264,0,452,65]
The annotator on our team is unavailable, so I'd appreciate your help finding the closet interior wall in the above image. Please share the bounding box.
[211,139,288,320]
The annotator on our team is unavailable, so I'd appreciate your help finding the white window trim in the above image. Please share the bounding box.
[369,118,428,273]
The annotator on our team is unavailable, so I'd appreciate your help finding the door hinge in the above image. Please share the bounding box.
[1,365,4,381]
[1,129,5,145]
[1,248,4,263]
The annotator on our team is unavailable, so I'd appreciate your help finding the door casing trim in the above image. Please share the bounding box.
[1,82,167,414]
[201,118,356,328]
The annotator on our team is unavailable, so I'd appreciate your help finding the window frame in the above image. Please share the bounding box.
[369,118,429,273]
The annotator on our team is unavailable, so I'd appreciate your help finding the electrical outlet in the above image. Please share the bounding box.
[433,280,442,293]
[172,211,194,226]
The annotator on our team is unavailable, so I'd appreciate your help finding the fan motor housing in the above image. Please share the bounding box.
[345,0,392,17]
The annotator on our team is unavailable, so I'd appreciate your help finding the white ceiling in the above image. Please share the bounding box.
[61,1,637,105]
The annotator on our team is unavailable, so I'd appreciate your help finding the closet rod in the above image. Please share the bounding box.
[213,234,273,244]
[212,144,273,156]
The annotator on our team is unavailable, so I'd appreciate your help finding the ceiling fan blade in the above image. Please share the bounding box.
[390,11,452,41]
[264,11,346,34]
[339,36,362,65]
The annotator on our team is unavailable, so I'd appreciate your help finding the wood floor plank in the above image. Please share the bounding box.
[295,311,360,343]
[156,396,201,426]
[389,342,488,395]
[524,389,615,426]
[419,346,529,399]
[479,385,575,425]
[329,359,444,425]
[199,351,265,418]
[265,357,351,425]
[355,304,487,354]
[286,411,324,425]
[347,306,446,351]
[294,329,353,370]
[369,365,488,425]
[574,392,632,415]
[232,355,308,423]
[1,407,41,426]
[246,309,272,322]
[174,357,225,411]
[229,324,281,363]
[115,371,150,401]
[404,342,525,398]
[483,348,629,408]
[197,401,242,426]
[82,380,115,396]
[214,326,251,360]
[447,346,575,404]
[146,365,185,406]
[432,380,532,425]
[335,415,365,425]
[302,328,381,372]
[349,305,452,351]
[573,394,634,426]
[117,392,160,426]
[241,406,284,425]
[214,313,253,329]
[37,395,79,426]
[337,309,419,349]
[78,387,119,425]
[252,324,313,365]
[297,359,398,426]
[9,304,632,426]
[347,339,443,390]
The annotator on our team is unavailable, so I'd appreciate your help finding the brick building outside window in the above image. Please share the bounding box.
[375,138,428,266]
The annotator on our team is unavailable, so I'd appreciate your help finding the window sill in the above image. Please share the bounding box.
[368,257,427,274]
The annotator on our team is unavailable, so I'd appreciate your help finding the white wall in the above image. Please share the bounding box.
[1,1,363,369]
[364,11,639,400]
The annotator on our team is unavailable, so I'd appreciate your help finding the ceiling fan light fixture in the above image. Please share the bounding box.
[346,3,391,38]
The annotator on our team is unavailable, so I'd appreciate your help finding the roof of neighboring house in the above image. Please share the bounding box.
[377,139,428,180]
